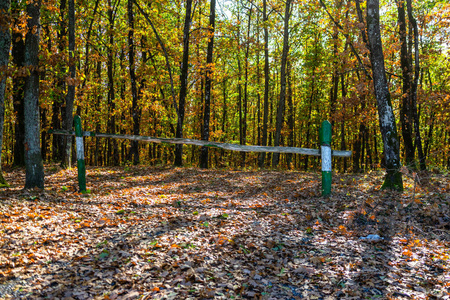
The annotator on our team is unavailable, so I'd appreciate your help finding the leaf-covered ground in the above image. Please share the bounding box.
[0,165,449,299]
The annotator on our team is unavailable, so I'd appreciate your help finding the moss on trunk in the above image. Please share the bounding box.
[0,166,9,188]
[381,170,403,192]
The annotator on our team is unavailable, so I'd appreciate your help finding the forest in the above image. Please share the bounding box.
[0,0,449,186]
[0,0,450,298]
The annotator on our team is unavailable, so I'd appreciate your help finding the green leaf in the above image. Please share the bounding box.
[99,250,109,259]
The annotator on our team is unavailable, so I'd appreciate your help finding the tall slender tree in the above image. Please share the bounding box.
[175,0,193,166]
[366,0,402,191]
[107,0,119,165]
[272,0,291,167]
[24,0,44,188]
[241,7,252,166]
[397,0,415,169]
[62,0,75,168]
[406,0,425,171]
[51,0,66,163]
[0,0,11,187]
[11,0,25,166]
[258,0,270,168]
[200,0,216,169]
[127,0,140,165]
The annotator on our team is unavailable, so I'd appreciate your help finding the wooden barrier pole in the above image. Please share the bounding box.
[74,116,86,192]
[49,129,352,157]
[320,120,332,197]
[52,119,349,195]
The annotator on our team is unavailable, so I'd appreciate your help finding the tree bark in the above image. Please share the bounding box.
[286,61,294,167]
[406,0,425,171]
[0,0,11,186]
[175,0,193,166]
[397,0,415,169]
[51,0,66,163]
[107,0,119,165]
[24,0,44,188]
[62,0,75,168]
[200,0,215,169]
[258,0,270,168]
[366,0,402,191]
[272,0,291,167]
[241,8,252,166]
[11,0,25,166]
[128,0,140,165]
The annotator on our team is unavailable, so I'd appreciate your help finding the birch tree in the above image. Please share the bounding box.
[366,0,403,191]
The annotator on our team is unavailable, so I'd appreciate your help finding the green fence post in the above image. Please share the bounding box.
[74,116,86,192]
[320,120,332,197]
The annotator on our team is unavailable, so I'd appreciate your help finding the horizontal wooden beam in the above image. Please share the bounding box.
[49,129,352,157]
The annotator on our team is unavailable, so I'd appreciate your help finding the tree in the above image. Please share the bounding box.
[24,0,44,188]
[396,0,415,169]
[366,0,402,191]
[61,0,75,168]
[272,0,292,167]
[127,0,140,165]
[406,0,425,171]
[51,0,67,164]
[0,0,11,187]
[200,0,216,169]
[258,0,270,168]
[174,0,193,167]
[11,0,25,167]
[107,0,119,165]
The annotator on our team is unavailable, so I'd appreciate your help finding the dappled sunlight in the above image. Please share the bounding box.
[0,166,449,298]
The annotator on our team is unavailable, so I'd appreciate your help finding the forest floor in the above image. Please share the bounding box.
[0,165,449,300]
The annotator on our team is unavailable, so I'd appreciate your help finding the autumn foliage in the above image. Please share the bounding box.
[0,166,449,298]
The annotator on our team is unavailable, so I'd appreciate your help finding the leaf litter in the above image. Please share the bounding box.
[0,165,449,299]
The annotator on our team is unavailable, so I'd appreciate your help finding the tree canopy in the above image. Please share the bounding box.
[0,0,449,180]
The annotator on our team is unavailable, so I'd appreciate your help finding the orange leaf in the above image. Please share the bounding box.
[402,249,413,257]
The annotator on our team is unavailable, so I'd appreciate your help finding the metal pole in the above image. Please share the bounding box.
[320,120,332,197]
[74,116,86,192]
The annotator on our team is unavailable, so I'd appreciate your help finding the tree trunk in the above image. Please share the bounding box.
[11,0,25,167]
[200,0,215,169]
[0,0,11,187]
[406,0,425,171]
[107,0,119,165]
[62,0,75,168]
[220,70,227,162]
[258,0,270,168]
[397,0,415,169]
[340,74,347,172]
[128,0,140,165]
[303,86,314,170]
[50,0,66,163]
[175,0,193,166]
[366,0,402,191]
[24,0,44,188]
[241,8,252,166]
[272,0,291,167]
[330,30,339,128]
[94,60,101,165]
[286,61,294,168]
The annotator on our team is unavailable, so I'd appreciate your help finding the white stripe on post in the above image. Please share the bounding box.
[321,145,332,172]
